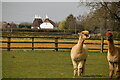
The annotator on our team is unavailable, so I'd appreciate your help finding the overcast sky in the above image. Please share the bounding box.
[2,2,91,24]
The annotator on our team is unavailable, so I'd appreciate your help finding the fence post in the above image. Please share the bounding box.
[55,37,58,51]
[32,37,34,50]
[7,37,11,51]
[101,36,104,53]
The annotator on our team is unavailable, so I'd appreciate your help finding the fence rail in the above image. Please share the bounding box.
[1,36,120,53]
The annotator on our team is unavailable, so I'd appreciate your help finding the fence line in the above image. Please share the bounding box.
[1,36,120,53]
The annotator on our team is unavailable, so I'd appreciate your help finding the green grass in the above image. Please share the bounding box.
[2,50,110,78]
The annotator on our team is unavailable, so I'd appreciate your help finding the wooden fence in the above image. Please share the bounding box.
[1,36,120,53]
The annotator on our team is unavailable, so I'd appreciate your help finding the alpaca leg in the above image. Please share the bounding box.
[116,63,120,79]
[82,60,86,75]
[73,68,78,77]
[109,62,114,79]
[78,61,84,76]
[72,60,78,77]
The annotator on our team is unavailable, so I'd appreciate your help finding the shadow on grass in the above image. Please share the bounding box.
[82,75,106,77]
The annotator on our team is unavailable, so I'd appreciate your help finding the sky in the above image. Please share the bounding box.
[0,1,2,22]
[2,2,91,24]
[2,0,119,24]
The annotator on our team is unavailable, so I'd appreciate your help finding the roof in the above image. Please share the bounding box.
[32,18,43,27]
[44,19,56,27]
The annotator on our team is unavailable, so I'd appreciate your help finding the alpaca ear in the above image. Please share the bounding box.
[87,34,91,39]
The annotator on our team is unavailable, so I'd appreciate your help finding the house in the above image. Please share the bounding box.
[31,15,55,29]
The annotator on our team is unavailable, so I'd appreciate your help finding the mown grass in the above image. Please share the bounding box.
[2,50,111,78]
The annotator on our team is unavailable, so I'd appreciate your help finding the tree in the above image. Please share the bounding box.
[79,1,120,33]
[79,1,120,21]
[19,22,32,28]
[64,14,76,30]
[62,14,85,33]
[58,20,66,30]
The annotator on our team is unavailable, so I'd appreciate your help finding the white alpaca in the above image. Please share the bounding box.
[106,31,120,79]
[71,30,90,77]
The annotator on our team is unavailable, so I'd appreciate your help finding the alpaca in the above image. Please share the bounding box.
[71,30,90,77]
[106,31,120,79]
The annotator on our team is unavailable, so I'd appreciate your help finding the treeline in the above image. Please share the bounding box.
[2,22,32,29]
[59,2,120,33]
[81,2,120,33]
[58,14,84,33]
[58,2,120,34]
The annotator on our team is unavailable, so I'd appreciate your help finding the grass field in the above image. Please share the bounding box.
[2,50,113,78]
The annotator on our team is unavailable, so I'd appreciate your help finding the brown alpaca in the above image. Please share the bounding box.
[106,31,120,79]
[71,30,90,77]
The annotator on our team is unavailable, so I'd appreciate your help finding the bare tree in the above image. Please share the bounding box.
[79,1,120,35]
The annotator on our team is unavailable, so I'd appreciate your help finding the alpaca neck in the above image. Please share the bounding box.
[77,37,85,53]
[108,40,115,56]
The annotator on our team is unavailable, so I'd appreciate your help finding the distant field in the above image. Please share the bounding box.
[2,50,112,78]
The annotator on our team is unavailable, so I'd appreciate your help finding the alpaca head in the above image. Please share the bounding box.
[106,31,113,41]
[78,30,90,40]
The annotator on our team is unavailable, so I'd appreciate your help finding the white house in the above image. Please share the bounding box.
[31,15,55,29]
